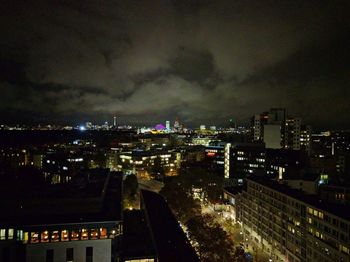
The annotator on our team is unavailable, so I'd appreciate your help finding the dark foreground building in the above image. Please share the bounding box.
[140,190,199,262]
[0,169,123,262]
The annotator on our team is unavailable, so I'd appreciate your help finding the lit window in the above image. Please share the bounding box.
[30,232,40,243]
[90,229,98,240]
[109,229,117,238]
[61,230,69,241]
[340,245,350,254]
[51,231,59,242]
[23,232,29,243]
[8,229,14,240]
[318,212,324,219]
[81,229,88,240]
[71,230,80,241]
[41,231,49,243]
[0,229,6,240]
[100,228,107,239]
[17,230,23,241]
[313,210,318,217]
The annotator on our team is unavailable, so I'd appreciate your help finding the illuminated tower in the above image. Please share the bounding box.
[113,115,117,127]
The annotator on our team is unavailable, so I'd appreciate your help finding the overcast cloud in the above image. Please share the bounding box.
[0,0,349,128]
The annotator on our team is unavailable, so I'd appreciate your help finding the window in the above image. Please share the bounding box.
[99,228,107,239]
[81,229,88,240]
[71,230,79,241]
[318,212,324,219]
[46,249,54,262]
[51,231,59,242]
[90,229,98,240]
[30,232,39,243]
[86,247,93,262]
[7,229,14,240]
[307,207,313,215]
[66,248,74,262]
[23,232,29,243]
[41,231,49,243]
[61,230,69,241]
[17,230,23,241]
[340,245,350,254]
[0,229,6,240]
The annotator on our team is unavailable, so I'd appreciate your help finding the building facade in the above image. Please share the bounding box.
[240,177,350,262]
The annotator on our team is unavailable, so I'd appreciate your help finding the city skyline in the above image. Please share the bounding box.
[0,1,350,128]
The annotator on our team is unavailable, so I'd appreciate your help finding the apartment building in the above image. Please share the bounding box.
[240,177,350,262]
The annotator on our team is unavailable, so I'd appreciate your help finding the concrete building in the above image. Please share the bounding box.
[224,143,266,182]
[240,176,350,262]
[118,149,181,178]
[0,170,123,262]
[300,125,312,153]
[284,117,301,150]
[252,112,269,141]
[264,124,282,149]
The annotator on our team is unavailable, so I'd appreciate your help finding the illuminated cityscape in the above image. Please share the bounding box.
[1,1,350,262]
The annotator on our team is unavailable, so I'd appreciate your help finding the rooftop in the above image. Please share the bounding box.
[0,169,123,226]
[247,176,350,221]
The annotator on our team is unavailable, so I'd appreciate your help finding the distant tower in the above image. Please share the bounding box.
[174,118,180,131]
[113,115,117,127]
[166,120,170,131]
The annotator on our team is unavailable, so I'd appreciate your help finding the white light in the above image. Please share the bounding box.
[79,126,86,131]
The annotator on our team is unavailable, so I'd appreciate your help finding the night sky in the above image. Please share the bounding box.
[0,0,349,128]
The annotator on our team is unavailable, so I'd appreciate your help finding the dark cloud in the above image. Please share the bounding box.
[0,0,349,128]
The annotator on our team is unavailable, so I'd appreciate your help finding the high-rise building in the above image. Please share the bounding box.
[200,125,206,131]
[252,112,269,141]
[284,117,301,150]
[252,108,308,152]
[113,115,117,127]
[268,108,286,124]
[300,125,312,153]
[165,120,170,131]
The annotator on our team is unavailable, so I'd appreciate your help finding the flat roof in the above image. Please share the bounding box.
[247,176,350,221]
[0,170,123,227]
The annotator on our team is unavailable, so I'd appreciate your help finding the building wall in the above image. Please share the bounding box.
[264,125,281,149]
[240,179,350,262]
[26,239,112,262]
